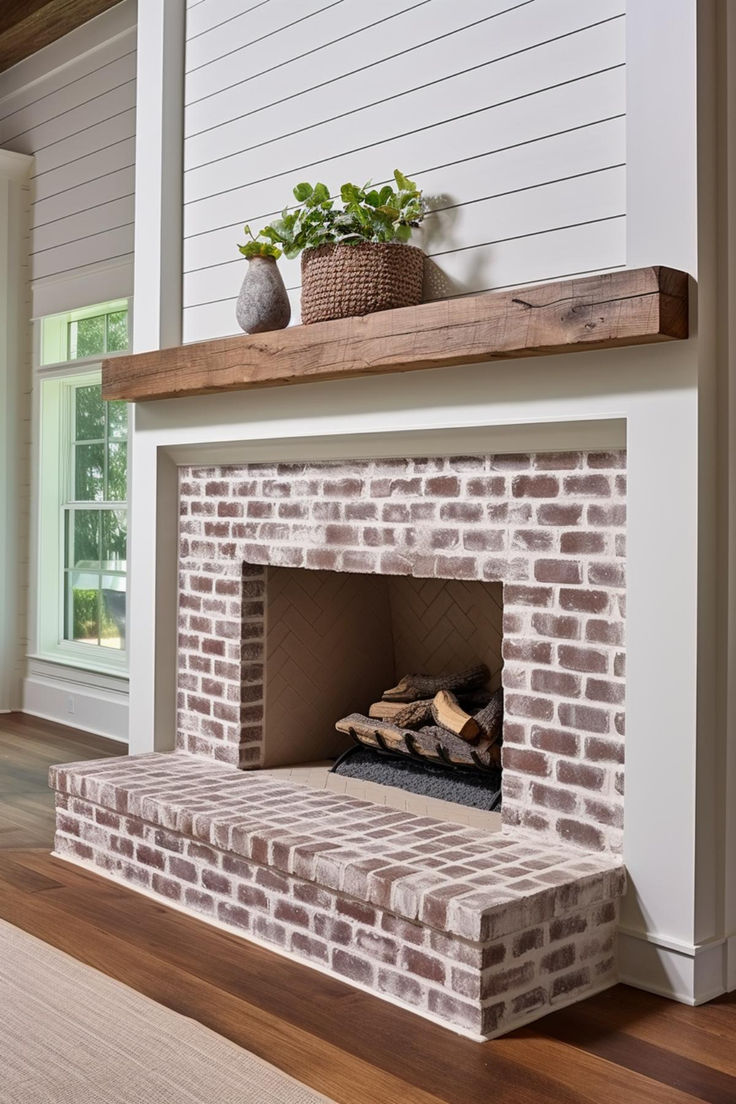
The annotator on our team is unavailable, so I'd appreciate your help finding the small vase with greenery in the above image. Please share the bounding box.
[234,227,291,334]
[240,170,427,325]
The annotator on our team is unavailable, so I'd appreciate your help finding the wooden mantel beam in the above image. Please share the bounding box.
[102,266,689,403]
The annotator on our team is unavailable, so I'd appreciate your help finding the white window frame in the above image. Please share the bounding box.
[33,301,132,678]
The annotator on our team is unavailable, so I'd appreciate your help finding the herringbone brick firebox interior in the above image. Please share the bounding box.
[52,448,627,1038]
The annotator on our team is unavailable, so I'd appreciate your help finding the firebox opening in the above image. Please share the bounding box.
[260,565,504,810]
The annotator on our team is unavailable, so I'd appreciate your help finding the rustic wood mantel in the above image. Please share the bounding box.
[102,266,689,402]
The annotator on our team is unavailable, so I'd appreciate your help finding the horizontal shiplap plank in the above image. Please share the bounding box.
[184,0,533,139]
[183,165,625,308]
[33,164,135,227]
[184,0,621,170]
[32,105,136,180]
[31,194,135,254]
[31,225,134,281]
[0,2,137,288]
[184,112,625,273]
[32,137,135,204]
[184,15,624,206]
[0,48,136,140]
[185,0,355,77]
[184,59,624,241]
[182,217,626,343]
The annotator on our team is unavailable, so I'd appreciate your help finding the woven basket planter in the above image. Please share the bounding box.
[300,242,425,325]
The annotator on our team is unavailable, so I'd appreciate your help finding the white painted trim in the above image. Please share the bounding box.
[32,258,134,319]
[0,150,32,711]
[626,0,698,273]
[619,928,728,1006]
[23,672,128,742]
[132,0,185,352]
[0,149,34,181]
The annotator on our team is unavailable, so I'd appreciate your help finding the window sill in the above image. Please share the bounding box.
[28,651,129,683]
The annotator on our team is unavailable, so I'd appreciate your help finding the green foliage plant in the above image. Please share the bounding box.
[237,224,283,260]
[237,170,426,262]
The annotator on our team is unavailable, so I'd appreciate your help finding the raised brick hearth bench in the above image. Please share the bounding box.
[50,752,625,1039]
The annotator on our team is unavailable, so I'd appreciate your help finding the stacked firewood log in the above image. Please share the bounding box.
[335,664,503,771]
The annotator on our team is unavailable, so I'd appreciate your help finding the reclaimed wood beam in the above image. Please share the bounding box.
[102,266,689,403]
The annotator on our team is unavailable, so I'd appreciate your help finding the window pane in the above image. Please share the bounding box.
[106,441,127,501]
[106,311,128,352]
[68,572,100,645]
[74,443,105,501]
[102,510,126,567]
[75,385,104,441]
[100,575,126,649]
[71,510,101,566]
[107,400,128,439]
[69,315,105,360]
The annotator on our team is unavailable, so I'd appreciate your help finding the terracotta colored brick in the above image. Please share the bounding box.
[332,950,374,986]
[534,559,582,584]
[589,562,625,588]
[532,612,581,640]
[560,588,609,614]
[585,619,625,645]
[505,585,554,607]
[503,747,551,777]
[558,645,608,674]
[557,761,605,791]
[511,529,555,551]
[505,694,554,722]
[529,782,577,813]
[503,639,553,664]
[558,820,605,851]
[513,475,559,498]
[564,475,611,497]
[585,737,624,763]
[541,945,576,973]
[586,678,625,704]
[531,669,581,698]
[530,726,580,757]
[558,703,610,734]
[537,503,583,525]
[512,928,544,956]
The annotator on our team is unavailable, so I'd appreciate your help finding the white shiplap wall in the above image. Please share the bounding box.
[182,0,626,343]
[0,0,137,314]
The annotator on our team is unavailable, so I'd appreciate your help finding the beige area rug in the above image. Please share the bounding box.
[0,919,336,1104]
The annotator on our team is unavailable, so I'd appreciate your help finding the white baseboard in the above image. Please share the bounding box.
[22,670,128,743]
[618,926,729,1004]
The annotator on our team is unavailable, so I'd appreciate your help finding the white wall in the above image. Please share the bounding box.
[182,0,626,342]
[0,1,137,317]
[0,2,137,738]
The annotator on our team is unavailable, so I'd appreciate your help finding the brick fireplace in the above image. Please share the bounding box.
[176,449,626,854]
[51,445,628,1038]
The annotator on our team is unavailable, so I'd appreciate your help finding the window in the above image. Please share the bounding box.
[36,300,130,674]
[64,383,128,651]
[40,299,129,367]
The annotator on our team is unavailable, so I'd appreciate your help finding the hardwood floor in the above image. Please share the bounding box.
[1,712,734,1104]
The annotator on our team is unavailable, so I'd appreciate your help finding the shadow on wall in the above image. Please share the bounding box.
[420,193,490,298]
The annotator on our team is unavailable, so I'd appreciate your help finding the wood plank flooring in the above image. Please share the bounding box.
[1,712,734,1104]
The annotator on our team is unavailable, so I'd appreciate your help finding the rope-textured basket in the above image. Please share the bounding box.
[300,242,425,325]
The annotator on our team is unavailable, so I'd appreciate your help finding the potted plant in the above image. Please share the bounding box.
[235,228,291,333]
[244,170,426,325]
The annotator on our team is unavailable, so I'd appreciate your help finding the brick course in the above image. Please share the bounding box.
[178,451,626,854]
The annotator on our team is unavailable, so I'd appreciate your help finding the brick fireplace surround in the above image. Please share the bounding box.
[51,449,627,1039]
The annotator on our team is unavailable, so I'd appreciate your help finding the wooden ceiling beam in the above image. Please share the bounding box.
[0,0,122,73]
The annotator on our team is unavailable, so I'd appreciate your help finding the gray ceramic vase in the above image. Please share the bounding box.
[236,256,291,333]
